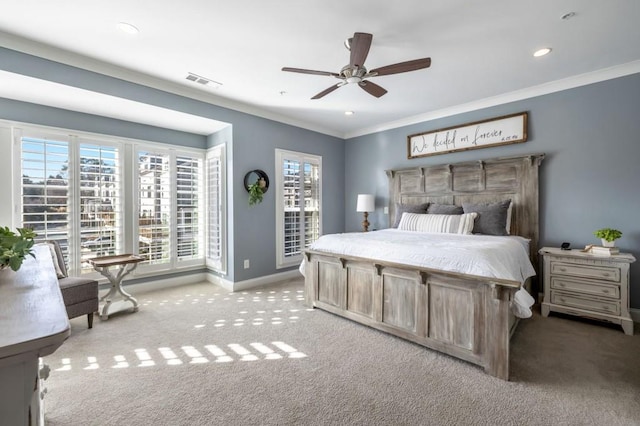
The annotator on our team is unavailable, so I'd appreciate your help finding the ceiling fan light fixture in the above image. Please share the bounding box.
[533,48,552,57]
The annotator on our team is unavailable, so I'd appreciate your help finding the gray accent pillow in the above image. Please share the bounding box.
[392,203,429,228]
[462,200,511,236]
[427,204,463,215]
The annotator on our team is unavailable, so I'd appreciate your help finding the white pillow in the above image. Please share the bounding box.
[398,212,478,235]
[505,201,513,235]
[47,242,67,279]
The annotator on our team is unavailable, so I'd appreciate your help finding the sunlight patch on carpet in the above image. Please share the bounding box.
[50,341,307,371]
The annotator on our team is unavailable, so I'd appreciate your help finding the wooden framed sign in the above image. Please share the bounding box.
[407,112,528,159]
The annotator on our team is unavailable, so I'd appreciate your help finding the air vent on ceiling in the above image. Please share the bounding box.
[185,72,222,88]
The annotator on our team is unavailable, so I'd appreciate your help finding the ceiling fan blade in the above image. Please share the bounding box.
[349,32,373,68]
[369,58,431,76]
[282,67,340,78]
[311,84,342,99]
[359,80,387,98]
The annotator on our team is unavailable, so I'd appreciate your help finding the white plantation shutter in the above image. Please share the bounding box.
[137,151,171,266]
[78,142,122,272]
[206,145,225,271]
[20,136,70,242]
[276,149,322,268]
[303,162,320,247]
[16,125,207,279]
[176,155,203,261]
[283,158,301,258]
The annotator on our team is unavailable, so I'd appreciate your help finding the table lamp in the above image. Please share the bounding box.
[356,194,375,232]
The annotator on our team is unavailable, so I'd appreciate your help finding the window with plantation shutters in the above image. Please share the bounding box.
[15,124,208,279]
[20,136,70,244]
[77,142,122,273]
[176,155,203,261]
[275,149,322,268]
[206,145,225,272]
[137,150,171,265]
[19,133,123,274]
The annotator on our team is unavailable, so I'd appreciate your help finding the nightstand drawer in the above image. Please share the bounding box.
[551,291,620,315]
[550,277,620,299]
[550,262,620,282]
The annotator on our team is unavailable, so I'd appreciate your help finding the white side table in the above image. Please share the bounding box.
[539,247,636,335]
[89,254,144,320]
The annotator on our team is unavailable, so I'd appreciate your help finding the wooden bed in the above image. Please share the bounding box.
[304,153,544,380]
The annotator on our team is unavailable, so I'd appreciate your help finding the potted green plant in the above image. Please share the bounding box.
[593,228,622,248]
[0,226,37,271]
[248,181,264,206]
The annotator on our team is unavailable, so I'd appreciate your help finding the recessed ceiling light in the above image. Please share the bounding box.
[533,48,552,57]
[117,22,139,35]
[344,111,354,116]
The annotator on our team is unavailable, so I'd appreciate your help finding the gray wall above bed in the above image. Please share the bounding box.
[344,72,640,310]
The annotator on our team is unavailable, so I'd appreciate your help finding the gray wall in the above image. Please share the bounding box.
[345,72,640,309]
[0,47,345,283]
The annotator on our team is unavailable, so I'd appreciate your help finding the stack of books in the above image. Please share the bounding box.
[587,245,620,256]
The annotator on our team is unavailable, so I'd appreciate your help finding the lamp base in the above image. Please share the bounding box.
[361,212,370,232]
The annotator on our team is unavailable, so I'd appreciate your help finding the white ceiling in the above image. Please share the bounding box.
[1,0,640,138]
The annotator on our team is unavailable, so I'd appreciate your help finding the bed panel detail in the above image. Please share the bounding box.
[428,282,474,350]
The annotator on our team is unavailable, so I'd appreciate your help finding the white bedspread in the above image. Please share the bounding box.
[299,229,536,317]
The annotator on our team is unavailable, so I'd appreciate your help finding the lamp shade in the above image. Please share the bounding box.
[356,194,375,212]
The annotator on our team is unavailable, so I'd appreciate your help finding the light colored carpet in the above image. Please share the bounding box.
[44,278,640,426]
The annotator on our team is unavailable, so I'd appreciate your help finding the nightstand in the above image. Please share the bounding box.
[539,247,636,335]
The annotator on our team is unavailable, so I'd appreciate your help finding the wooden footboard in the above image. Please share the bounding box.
[304,250,522,380]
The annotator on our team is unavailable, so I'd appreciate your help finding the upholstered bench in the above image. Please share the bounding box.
[46,241,99,329]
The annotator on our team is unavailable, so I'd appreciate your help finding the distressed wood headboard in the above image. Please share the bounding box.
[386,153,545,265]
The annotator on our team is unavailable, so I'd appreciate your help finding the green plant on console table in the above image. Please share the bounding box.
[248,182,264,206]
[0,226,37,271]
[593,228,622,242]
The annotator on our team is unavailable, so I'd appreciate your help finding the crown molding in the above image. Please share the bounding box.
[344,61,640,139]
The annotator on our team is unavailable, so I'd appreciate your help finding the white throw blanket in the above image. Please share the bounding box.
[299,229,536,318]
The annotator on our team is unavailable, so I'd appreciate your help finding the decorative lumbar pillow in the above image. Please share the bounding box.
[47,242,68,279]
[392,202,429,228]
[427,204,463,215]
[397,212,478,235]
[462,200,512,236]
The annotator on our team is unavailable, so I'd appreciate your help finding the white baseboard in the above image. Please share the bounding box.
[206,269,303,292]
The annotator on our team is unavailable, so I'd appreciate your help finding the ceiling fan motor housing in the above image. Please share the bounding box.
[341,65,368,84]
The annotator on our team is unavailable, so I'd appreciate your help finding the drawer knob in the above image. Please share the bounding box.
[602,289,610,294]
[558,282,565,287]
[602,306,610,311]
[558,267,567,272]
[602,273,610,277]
[560,298,566,303]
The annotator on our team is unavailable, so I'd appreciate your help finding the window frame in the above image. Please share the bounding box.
[275,148,322,269]
[12,123,209,279]
[206,144,227,273]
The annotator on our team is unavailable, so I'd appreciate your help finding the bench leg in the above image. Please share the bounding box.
[87,313,94,329]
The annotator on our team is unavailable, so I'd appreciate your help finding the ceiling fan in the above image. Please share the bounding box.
[282,32,431,100]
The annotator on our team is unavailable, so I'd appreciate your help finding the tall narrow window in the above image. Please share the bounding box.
[78,142,122,272]
[206,145,226,272]
[137,150,171,265]
[20,136,70,242]
[275,149,322,268]
[176,155,203,262]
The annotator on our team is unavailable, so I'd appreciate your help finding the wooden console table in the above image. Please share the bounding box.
[0,244,70,425]
[89,254,144,320]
